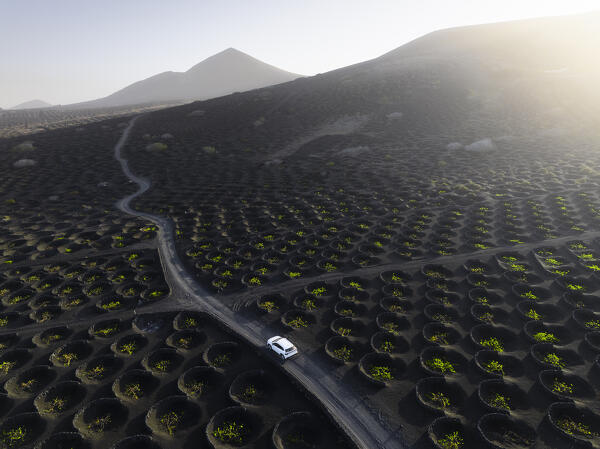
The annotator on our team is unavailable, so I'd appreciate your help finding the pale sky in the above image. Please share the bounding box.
[1,0,598,108]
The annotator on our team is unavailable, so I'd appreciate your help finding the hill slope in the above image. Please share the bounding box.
[73,48,301,108]
[11,99,52,110]
[134,11,598,156]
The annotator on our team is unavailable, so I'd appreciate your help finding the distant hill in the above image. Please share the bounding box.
[131,11,600,161]
[71,48,301,108]
[11,99,52,110]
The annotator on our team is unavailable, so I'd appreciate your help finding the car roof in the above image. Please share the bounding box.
[276,337,294,349]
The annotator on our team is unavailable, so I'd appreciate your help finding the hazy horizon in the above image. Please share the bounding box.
[2,0,599,109]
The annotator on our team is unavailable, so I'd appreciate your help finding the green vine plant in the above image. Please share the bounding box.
[489,393,511,410]
[556,417,597,439]
[479,337,504,352]
[213,421,249,444]
[533,332,559,343]
[369,365,393,381]
[437,431,464,449]
[0,426,28,448]
[425,357,456,374]
[332,346,353,362]
[551,380,574,395]
[88,415,111,433]
[160,411,183,436]
[427,392,450,409]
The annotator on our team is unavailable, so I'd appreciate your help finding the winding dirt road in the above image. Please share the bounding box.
[114,116,407,449]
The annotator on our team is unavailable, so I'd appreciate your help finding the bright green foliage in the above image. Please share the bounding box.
[489,393,511,410]
[533,332,559,343]
[288,316,309,328]
[153,360,171,372]
[543,353,566,368]
[585,320,600,330]
[124,383,142,399]
[0,361,16,374]
[311,287,327,296]
[484,360,504,376]
[437,431,464,449]
[213,421,249,444]
[43,397,66,413]
[332,346,353,362]
[429,333,449,345]
[557,417,596,438]
[427,392,450,409]
[0,426,27,447]
[425,357,456,374]
[379,341,395,353]
[337,327,352,336]
[259,301,277,312]
[119,342,137,355]
[552,380,574,395]
[369,365,393,381]
[479,337,504,352]
[301,299,317,310]
[160,411,183,436]
[521,291,538,300]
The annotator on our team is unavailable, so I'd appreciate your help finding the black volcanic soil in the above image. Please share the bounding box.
[0,118,352,449]
[0,311,351,448]
[2,19,600,448]
[113,57,600,448]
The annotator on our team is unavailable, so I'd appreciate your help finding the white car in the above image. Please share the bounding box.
[267,336,298,360]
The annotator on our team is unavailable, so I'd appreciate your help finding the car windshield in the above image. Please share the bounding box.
[285,347,295,352]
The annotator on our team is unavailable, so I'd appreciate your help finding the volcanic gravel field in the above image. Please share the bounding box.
[0,121,352,449]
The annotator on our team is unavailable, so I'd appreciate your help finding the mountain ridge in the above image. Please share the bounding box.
[67,48,301,109]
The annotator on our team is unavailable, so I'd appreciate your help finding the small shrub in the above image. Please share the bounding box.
[56,352,78,366]
[484,360,504,376]
[379,340,395,352]
[429,332,449,345]
[479,337,504,352]
[489,393,511,410]
[213,421,249,444]
[124,383,142,400]
[160,411,183,436]
[369,365,393,381]
[425,357,456,374]
[186,381,205,396]
[212,353,231,368]
[533,332,559,343]
[153,360,171,372]
[301,298,317,310]
[382,322,400,335]
[288,316,309,328]
[427,392,450,409]
[552,380,574,395]
[43,397,66,413]
[521,291,538,300]
[543,353,566,368]
[0,426,27,447]
[556,417,596,438]
[585,320,600,330]
[0,361,16,375]
[332,346,353,362]
[119,342,137,355]
[337,327,352,337]
[526,309,542,320]
[437,431,464,449]
[259,300,277,312]
[88,415,111,433]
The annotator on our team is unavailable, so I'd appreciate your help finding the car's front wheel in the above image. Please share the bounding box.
[280,353,285,360]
